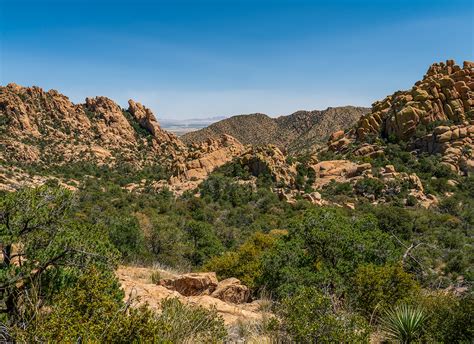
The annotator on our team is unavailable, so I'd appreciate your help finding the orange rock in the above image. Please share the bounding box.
[211,278,250,304]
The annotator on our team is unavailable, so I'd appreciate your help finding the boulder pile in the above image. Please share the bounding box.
[116,266,262,326]
[326,60,473,175]
[357,60,473,141]
[159,272,250,304]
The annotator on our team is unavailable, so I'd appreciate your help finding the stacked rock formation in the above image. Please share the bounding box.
[412,123,474,173]
[356,60,473,141]
[0,83,185,167]
[327,60,473,175]
[169,134,245,192]
[117,266,267,326]
[237,145,297,186]
[159,272,250,304]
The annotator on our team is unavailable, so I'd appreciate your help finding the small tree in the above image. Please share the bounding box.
[0,186,117,319]
[351,263,420,318]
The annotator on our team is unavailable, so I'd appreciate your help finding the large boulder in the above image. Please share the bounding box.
[159,272,218,296]
[211,278,250,304]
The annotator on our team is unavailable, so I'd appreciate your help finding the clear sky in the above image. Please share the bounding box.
[1,0,473,120]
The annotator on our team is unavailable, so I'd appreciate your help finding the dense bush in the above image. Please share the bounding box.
[279,287,369,343]
[417,291,474,343]
[259,208,399,298]
[350,263,420,318]
[354,177,385,198]
[203,231,283,289]
[0,186,118,320]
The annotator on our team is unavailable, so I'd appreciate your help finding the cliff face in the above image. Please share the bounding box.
[181,106,369,153]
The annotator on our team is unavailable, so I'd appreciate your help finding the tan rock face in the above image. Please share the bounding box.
[310,160,372,188]
[85,96,136,144]
[116,266,269,326]
[127,99,184,147]
[326,60,473,175]
[169,134,245,193]
[356,60,473,141]
[413,122,474,174]
[158,272,251,304]
[238,145,297,186]
[211,278,250,304]
[159,272,219,296]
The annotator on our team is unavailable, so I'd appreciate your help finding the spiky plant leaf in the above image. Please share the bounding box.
[380,303,426,343]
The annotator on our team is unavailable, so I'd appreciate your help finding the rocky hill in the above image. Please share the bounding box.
[0,83,186,168]
[327,60,474,175]
[181,106,369,153]
[0,84,245,192]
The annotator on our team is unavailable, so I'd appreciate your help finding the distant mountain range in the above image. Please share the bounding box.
[160,116,228,136]
[181,106,370,153]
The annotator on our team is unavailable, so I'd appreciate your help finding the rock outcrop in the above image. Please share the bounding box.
[0,84,242,192]
[0,83,185,168]
[159,272,250,304]
[117,266,265,326]
[412,122,474,174]
[356,60,473,141]
[327,60,474,175]
[210,278,251,304]
[159,272,219,296]
[237,145,297,186]
[169,134,245,193]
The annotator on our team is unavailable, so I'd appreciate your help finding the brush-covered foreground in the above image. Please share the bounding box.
[1,163,472,342]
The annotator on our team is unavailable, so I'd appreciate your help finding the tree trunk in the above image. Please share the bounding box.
[2,244,11,267]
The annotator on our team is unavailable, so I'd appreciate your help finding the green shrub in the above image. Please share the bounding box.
[279,287,369,343]
[355,177,385,198]
[0,186,118,319]
[204,231,283,289]
[351,263,420,318]
[417,291,474,343]
[260,208,398,298]
[321,180,353,198]
[184,220,224,266]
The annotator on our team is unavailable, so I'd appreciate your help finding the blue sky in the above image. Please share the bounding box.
[1,0,473,120]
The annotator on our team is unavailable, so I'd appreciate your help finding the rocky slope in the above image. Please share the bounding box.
[181,106,369,153]
[0,83,185,168]
[0,84,245,192]
[327,60,474,175]
[1,60,472,201]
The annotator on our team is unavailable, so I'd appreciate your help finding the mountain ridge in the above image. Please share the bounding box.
[181,106,370,153]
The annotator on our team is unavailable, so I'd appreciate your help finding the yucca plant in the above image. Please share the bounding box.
[380,303,426,343]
